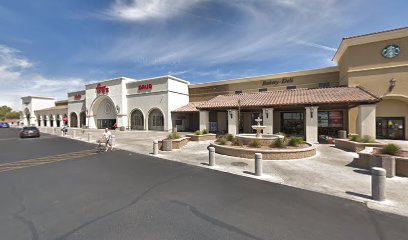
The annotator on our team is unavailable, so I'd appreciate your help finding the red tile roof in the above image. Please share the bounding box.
[173,102,206,113]
[196,87,380,110]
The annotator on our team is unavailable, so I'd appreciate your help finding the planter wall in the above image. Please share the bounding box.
[159,137,190,150]
[211,143,316,160]
[335,139,384,152]
[357,147,408,177]
[186,133,216,141]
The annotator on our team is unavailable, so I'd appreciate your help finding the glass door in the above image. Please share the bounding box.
[376,117,405,140]
[281,112,304,137]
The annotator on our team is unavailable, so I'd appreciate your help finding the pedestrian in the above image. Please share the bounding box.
[103,128,113,151]
[113,122,118,131]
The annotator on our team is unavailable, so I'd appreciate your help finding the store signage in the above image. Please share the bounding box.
[74,93,82,100]
[96,84,109,94]
[262,77,294,86]
[138,84,153,91]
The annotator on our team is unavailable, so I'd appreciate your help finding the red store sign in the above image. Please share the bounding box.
[96,84,109,94]
[138,84,152,91]
[74,93,82,100]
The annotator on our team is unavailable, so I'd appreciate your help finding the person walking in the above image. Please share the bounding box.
[103,128,113,151]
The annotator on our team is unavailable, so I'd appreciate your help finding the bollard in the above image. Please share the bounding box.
[87,133,91,142]
[208,147,215,166]
[371,167,386,201]
[255,153,263,176]
[153,140,159,155]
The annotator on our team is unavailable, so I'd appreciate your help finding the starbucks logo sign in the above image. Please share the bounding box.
[382,44,400,59]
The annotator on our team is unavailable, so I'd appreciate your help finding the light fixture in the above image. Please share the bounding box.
[310,107,314,118]
[228,110,233,119]
[265,109,269,118]
[389,78,396,91]
[116,105,120,113]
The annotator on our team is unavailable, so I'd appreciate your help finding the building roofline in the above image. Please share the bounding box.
[133,75,190,84]
[85,77,136,87]
[21,96,55,100]
[333,26,408,64]
[189,66,339,88]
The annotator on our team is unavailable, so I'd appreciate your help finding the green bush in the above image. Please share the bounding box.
[273,138,285,148]
[218,137,227,145]
[202,129,209,134]
[167,132,181,140]
[362,135,375,143]
[249,139,261,148]
[232,138,243,146]
[194,130,202,135]
[382,144,401,156]
[226,134,235,142]
[276,132,286,140]
[351,135,363,142]
[288,137,304,147]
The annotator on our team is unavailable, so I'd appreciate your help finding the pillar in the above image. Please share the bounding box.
[46,116,51,127]
[88,115,96,129]
[23,115,28,126]
[358,104,376,138]
[305,106,319,143]
[199,111,209,131]
[53,115,57,127]
[262,108,274,134]
[227,109,238,135]
[117,115,128,130]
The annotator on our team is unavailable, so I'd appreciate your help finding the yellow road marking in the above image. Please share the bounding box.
[0,149,98,173]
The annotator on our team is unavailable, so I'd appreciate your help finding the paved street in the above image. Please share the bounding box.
[1,128,407,240]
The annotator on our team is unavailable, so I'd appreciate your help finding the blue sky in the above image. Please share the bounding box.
[1,0,407,109]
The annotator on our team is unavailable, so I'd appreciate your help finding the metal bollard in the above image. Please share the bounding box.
[255,153,263,176]
[208,147,215,166]
[153,140,159,155]
[87,133,91,142]
[371,167,386,201]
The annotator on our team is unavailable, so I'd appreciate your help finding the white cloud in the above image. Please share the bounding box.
[97,0,350,66]
[0,44,85,111]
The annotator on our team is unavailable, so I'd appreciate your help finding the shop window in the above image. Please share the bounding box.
[287,85,296,90]
[281,112,304,137]
[259,88,267,92]
[319,82,330,88]
[318,111,344,137]
[235,90,242,94]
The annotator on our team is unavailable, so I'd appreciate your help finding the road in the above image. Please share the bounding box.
[0,128,407,240]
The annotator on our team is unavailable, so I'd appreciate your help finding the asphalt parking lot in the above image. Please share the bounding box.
[0,128,407,240]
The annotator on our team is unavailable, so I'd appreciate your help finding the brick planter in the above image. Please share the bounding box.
[186,133,216,141]
[210,143,316,160]
[334,139,384,152]
[159,137,190,150]
[357,147,408,177]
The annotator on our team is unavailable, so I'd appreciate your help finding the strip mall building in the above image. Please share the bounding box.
[21,27,408,142]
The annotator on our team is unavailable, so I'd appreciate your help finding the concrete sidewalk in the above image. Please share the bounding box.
[39,127,408,217]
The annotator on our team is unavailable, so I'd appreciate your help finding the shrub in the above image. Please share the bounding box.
[273,138,285,148]
[382,144,401,156]
[249,139,261,148]
[218,137,227,145]
[202,129,209,134]
[226,134,235,142]
[232,138,243,146]
[194,130,202,135]
[350,135,362,142]
[167,132,181,140]
[276,132,286,140]
[362,135,375,143]
[288,137,304,147]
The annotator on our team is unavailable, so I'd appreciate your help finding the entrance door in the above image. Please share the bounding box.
[281,112,304,137]
[376,117,405,140]
[97,119,116,129]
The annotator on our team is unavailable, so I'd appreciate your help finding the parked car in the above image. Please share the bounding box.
[20,127,40,138]
[1,122,10,128]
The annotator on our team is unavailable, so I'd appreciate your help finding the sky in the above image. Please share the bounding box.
[0,0,407,110]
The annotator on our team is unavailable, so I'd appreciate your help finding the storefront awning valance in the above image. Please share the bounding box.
[195,87,380,110]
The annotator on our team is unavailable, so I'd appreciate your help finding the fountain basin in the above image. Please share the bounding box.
[236,134,284,146]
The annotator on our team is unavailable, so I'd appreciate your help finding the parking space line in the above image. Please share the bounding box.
[0,149,99,173]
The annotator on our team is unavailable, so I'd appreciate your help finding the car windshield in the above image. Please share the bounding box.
[23,127,38,130]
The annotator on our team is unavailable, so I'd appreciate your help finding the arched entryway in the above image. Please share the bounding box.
[148,108,164,131]
[70,112,78,127]
[90,95,117,129]
[79,112,86,128]
[37,115,41,127]
[130,109,144,130]
[56,115,61,127]
[43,115,47,127]
[49,115,54,127]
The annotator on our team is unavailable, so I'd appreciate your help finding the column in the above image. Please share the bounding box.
[117,115,128,130]
[305,106,319,143]
[199,110,209,131]
[88,115,96,129]
[23,115,28,126]
[53,115,58,127]
[46,116,51,127]
[262,108,274,134]
[227,109,238,135]
[358,104,376,138]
